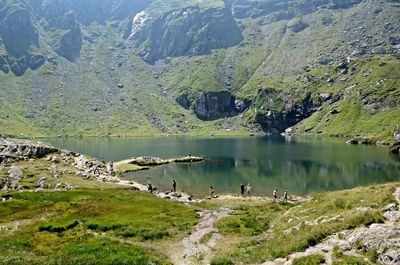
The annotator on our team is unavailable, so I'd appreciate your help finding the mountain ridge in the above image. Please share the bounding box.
[0,0,399,141]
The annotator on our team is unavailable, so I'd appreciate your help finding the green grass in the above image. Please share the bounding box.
[332,246,369,265]
[216,202,292,236]
[0,189,198,264]
[292,254,325,265]
[218,183,396,264]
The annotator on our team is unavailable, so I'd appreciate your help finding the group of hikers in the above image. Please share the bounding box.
[145,179,289,202]
[93,161,114,176]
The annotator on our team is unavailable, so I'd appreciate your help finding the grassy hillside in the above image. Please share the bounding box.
[0,0,399,140]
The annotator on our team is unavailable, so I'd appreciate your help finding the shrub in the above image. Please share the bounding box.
[38,220,79,233]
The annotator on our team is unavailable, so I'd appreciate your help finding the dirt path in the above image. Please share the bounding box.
[169,207,231,265]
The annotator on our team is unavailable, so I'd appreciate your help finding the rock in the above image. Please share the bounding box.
[379,250,400,264]
[394,131,400,143]
[234,99,249,112]
[346,224,400,252]
[8,165,23,188]
[382,203,399,212]
[54,183,63,190]
[0,138,57,158]
[389,142,400,155]
[329,108,340,115]
[36,176,47,187]
[176,94,191,109]
[117,83,124,88]
[383,211,400,222]
[319,93,332,102]
[284,127,293,135]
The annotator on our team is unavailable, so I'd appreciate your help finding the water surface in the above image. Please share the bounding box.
[47,136,400,197]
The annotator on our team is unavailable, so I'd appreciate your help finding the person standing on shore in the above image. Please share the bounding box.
[172,179,176,192]
[240,184,245,196]
[284,190,288,202]
[148,182,153,193]
[109,162,114,175]
[246,183,251,195]
[209,186,214,199]
[273,189,278,202]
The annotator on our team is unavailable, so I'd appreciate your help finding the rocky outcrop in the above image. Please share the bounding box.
[43,6,83,62]
[255,90,322,134]
[0,138,57,159]
[0,1,40,75]
[231,0,362,20]
[193,91,239,120]
[176,94,191,109]
[128,5,242,63]
[389,128,400,155]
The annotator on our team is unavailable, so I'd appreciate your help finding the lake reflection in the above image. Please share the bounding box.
[47,136,400,197]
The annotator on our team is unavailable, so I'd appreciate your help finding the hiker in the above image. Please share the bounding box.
[284,190,288,202]
[148,182,153,193]
[209,186,214,198]
[109,162,114,175]
[189,151,192,158]
[172,179,176,192]
[246,183,251,195]
[273,189,278,202]
[240,184,245,196]
[93,164,101,175]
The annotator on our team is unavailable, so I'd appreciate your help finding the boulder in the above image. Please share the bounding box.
[389,142,400,155]
[36,176,47,187]
[8,165,23,188]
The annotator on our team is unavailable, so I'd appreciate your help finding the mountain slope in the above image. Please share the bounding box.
[0,0,399,140]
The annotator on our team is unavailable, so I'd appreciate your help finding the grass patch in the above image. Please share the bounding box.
[292,254,325,265]
[216,202,292,236]
[0,189,198,263]
[223,184,395,264]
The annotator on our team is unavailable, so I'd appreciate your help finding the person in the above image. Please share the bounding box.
[273,189,278,202]
[284,190,288,202]
[148,182,153,193]
[240,184,245,196]
[172,179,176,192]
[209,186,214,198]
[109,162,114,175]
[93,164,101,175]
[189,151,192,158]
[246,183,251,195]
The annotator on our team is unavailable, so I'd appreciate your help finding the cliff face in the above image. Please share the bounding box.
[127,5,243,63]
[0,1,40,75]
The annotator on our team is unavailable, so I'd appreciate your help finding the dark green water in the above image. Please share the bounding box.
[47,136,400,197]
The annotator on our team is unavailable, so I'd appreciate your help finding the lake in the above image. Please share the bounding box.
[47,136,400,197]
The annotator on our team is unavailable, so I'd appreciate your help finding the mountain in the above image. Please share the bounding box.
[0,0,399,141]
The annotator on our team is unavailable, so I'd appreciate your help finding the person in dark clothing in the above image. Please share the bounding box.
[209,186,214,198]
[93,164,101,175]
[240,184,245,196]
[284,190,288,202]
[172,179,176,192]
[148,182,153,193]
